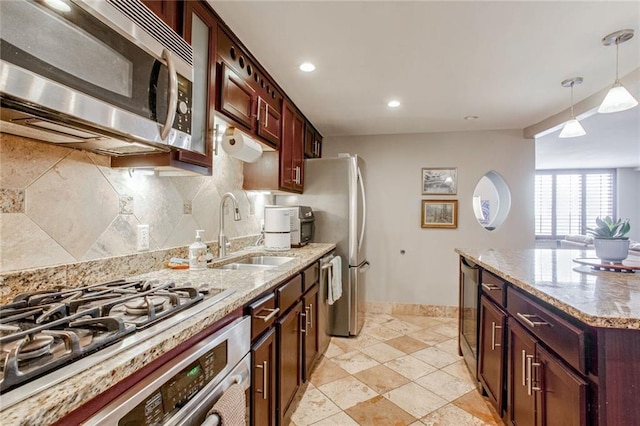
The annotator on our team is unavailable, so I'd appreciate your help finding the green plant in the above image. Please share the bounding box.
[586,216,631,238]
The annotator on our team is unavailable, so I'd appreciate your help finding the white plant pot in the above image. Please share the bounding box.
[593,238,630,263]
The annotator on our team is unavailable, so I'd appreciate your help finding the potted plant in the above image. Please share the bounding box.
[586,216,631,263]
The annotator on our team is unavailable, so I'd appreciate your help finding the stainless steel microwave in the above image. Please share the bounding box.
[0,0,196,156]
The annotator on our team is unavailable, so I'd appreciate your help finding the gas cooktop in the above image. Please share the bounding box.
[0,279,235,407]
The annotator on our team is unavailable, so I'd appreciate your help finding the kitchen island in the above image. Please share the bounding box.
[456,248,640,426]
[0,243,335,425]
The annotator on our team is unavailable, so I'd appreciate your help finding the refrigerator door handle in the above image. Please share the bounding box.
[357,166,366,252]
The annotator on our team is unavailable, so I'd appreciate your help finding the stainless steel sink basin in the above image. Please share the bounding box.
[213,256,295,270]
[233,256,295,266]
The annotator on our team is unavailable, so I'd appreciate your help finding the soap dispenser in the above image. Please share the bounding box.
[189,230,207,270]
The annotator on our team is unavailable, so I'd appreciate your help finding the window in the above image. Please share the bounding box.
[535,169,616,239]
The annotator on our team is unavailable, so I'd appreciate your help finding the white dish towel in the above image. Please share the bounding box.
[327,256,343,305]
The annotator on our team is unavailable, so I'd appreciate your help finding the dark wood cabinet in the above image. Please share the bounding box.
[478,295,506,415]
[257,96,282,147]
[141,0,181,34]
[508,318,588,426]
[303,283,319,382]
[304,124,322,159]
[280,101,305,192]
[277,300,304,425]
[251,328,277,426]
[218,62,255,130]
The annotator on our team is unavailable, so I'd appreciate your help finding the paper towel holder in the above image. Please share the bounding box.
[221,127,263,163]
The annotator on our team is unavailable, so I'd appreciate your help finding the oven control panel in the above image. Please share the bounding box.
[119,342,227,426]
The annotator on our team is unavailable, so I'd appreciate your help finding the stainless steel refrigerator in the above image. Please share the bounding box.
[276,154,369,336]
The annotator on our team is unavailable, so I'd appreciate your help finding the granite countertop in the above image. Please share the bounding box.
[1,243,335,426]
[455,248,640,330]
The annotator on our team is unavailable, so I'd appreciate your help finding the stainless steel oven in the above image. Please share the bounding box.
[83,316,251,426]
[459,257,480,382]
[0,0,196,156]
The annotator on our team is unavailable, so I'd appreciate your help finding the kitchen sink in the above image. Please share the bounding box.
[213,256,295,271]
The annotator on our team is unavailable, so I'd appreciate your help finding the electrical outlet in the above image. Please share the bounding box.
[137,224,150,251]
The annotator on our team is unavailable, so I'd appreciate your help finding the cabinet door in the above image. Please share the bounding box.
[303,284,319,382]
[479,296,506,415]
[178,0,216,168]
[252,328,277,426]
[277,300,304,424]
[219,62,255,130]
[508,318,537,426]
[536,345,588,426]
[304,125,315,158]
[257,96,281,147]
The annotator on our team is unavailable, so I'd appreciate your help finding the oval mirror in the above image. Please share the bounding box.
[472,171,511,231]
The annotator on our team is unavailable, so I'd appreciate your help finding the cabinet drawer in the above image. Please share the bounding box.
[302,262,319,292]
[277,275,303,314]
[247,292,278,341]
[481,271,506,308]
[507,287,587,374]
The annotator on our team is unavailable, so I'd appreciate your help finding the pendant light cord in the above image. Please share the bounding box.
[570,81,575,118]
[614,40,620,84]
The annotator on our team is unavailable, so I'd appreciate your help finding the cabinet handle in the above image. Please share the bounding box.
[255,361,268,400]
[293,166,301,185]
[526,354,533,395]
[300,311,307,334]
[482,283,500,292]
[254,307,279,322]
[305,306,311,328]
[491,322,502,350]
[517,312,551,328]
[309,303,313,329]
[521,350,527,387]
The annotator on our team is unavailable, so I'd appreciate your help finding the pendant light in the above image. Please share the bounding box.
[598,29,638,113]
[559,77,586,138]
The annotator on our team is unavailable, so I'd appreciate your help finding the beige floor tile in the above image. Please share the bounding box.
[420,403,487,425]
[383,382,448,418]
[394,315,445,329]
[354,364,411,393]
[331,350,380,374]
[441,360,477,385]
[317,376,379,410]
[310,411,360,426]
[364,312,396,324]
[309,357,351,387]
[363,324,404,341]
[384,354,437,380]
[291,386,343,426]
[345,395,417,426]
[360,342,406,363]
[408,328,451,346]
[324,341,348,358]
[428,323,458,339]
[453,390,503,425]
[383,318,425,334]
[411,346,461,369]
[415,370,477,402]
[342,333,382,350]
[433,338,459,356]
[385,335,430,354]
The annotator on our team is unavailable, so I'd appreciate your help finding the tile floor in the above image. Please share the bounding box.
[289,312,504,426]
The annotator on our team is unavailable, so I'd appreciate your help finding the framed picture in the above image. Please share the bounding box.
[422,167,457,195]
[422,200,458,228]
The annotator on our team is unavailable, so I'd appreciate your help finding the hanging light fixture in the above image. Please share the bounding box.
[559,77,586,138]
[598,29,638,113]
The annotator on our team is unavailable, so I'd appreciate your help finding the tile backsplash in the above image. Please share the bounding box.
[0,133,265,273]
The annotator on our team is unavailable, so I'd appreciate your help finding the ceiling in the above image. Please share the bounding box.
[210,1,640,169]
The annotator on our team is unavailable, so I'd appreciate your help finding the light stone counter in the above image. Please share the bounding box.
[0,243,335,426]
[455,248,640,329]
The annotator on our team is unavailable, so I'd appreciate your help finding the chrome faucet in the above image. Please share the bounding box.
[218,192,242,257]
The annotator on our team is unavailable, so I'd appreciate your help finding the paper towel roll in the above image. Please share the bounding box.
[221,129,263,162]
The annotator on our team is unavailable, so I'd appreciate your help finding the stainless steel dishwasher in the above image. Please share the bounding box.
[459,257,480,382]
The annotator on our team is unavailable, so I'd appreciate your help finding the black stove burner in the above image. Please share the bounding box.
[0,279,204,393]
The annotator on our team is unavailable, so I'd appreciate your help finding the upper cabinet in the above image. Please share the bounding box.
[216,28,283,149]
[140,0,182,34]
[304,124,322,159]
[280,101,305,192]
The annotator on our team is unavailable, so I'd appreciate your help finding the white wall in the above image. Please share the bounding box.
[618,167,640,241]
[323,129,535,307]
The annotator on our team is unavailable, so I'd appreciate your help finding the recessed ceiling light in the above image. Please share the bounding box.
[44,0,71,12]
[387,100,401,108]
[464,115,479,120]
[299,62,316,72]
